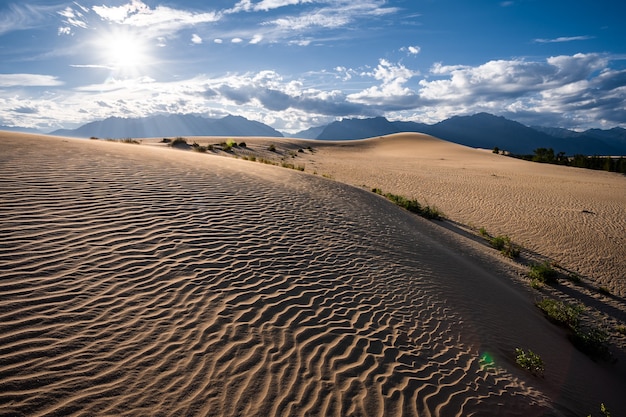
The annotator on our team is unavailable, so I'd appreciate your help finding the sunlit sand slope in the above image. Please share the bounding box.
[295,133,626,295]
[1,133,624,416]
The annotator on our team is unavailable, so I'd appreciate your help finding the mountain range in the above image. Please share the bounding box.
[8,112,625,156]
[49,114,283,139]
[297,113,626,155]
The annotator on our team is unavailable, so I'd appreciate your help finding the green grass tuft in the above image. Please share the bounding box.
[371,188,443,220]
[515,348,544,376]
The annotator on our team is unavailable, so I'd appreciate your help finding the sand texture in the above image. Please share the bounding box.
[1,132,626,416]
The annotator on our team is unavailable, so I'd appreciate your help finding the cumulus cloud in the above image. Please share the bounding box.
[407,46,420,55]
[347,60,420,107]
[191,34,203,44]
[414,53,625,128]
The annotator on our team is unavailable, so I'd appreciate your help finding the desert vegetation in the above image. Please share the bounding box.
[514,348,544,377]
[478,228,520,258]
[536,298,610,360]
[371,188,443,220]
[529,262,558,285]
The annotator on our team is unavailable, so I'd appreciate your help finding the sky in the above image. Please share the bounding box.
[1,0,625,134]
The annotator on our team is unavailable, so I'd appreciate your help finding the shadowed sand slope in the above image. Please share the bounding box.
[1,133,625,416]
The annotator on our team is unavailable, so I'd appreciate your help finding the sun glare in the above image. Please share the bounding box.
[97,29,151,76]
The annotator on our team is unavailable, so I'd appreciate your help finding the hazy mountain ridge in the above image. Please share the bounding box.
[50,114,284,139]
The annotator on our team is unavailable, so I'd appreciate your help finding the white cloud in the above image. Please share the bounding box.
[93,1,220,38]
[347,59,420,106]
[534,35,594,43]
[401,45,421,55]
[0,74,64,87]
[412,53,626,128]
[269,13,350,30]
[250,34,263,44]
[248,0,315,12]
[0,3,59,35]
[214,38,224,44]
[231,37,243,43]
[191,34,203,44]
[263,0,400,34]
[57,6,88,32]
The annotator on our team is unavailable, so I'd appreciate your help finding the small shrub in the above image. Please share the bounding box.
[490,235,520,258]
[530,279,544,290]
[570,326,610,359]
[615,325,626,335]
[529,262,558,284]
[479,227,489,238]
[515,348,544,376]
[598,286,612,296]
[421,205,443,220]
[281,162,305,171]
[120,138,140,144]
[161,138,171,143]
[536,298,583,328]
[238,142,247,148]
[90,136,99,140]
[220,139,237,152]
[268,144,276,152]
[170,137,188,148]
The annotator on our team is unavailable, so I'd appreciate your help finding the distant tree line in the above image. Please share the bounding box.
[494,147,626,174]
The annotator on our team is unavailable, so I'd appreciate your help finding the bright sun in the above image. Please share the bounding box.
[98,30,151,75]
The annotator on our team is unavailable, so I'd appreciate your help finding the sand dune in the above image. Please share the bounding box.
[285,133,626,295]
[1,132,625,416]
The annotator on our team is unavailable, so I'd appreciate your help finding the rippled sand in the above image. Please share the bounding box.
[1,132,625,416]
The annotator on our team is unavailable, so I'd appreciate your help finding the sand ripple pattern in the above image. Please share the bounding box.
[1,138,551,416]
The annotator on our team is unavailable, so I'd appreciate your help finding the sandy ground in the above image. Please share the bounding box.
[1,132,625,416]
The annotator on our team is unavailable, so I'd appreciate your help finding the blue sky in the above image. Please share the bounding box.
[1,0,625,133]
